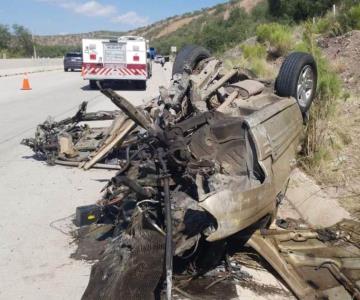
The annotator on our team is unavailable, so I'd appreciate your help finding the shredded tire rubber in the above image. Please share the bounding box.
[82,229,165,300]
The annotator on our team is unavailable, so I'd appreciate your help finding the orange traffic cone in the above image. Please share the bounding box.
[21,73,32,90]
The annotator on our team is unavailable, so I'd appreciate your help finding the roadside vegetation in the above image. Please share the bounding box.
[216,0,359,186]
[152,0,359,55]
[228,43,275,78]
[314,3,360,36]
[153,1,270,54]
[256,23,293,56]
[0,24,80,58]
[294,24,343,184]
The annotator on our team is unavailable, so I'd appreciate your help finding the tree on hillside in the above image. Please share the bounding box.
[0,24,11,49]
[268,0,342,21]
[12,24,33,56]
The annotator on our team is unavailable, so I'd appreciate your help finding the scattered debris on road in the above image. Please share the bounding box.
[248,219,360,299]
[23,45,360,300]
[21,102,130,170]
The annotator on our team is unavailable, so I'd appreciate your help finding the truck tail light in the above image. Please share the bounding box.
[133,55,139,62]
[90,53,96,60]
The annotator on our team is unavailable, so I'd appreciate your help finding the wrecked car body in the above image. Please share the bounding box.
[23,45,360,299]
[248,219,360,299]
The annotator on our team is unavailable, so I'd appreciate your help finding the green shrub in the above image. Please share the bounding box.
[251,1,270,22]
[256,23,293,55]
[296,22,341,116]
[241,44,267,60]
[315,3,360,37]
[225,43,273,78]
[0,24,11,49]
[36,44,81,58]
[338,3,360,32]
[214,3,226,15]
[315,12,336,34]
[249,57,274,77]
[267,0,343,22]
[348,4,360,29]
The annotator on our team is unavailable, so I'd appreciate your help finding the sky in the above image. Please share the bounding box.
[0,0,228,35]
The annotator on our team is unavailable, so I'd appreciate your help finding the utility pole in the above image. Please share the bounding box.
[32,31,37,59]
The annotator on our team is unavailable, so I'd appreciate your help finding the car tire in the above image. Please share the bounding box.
[172,45,211,76]
[89,80,98,90]
[275,52,317,114]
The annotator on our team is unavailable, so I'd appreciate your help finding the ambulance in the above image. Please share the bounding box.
[82,36,151,89]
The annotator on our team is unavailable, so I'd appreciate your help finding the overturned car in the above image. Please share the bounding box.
[23,46,360,299]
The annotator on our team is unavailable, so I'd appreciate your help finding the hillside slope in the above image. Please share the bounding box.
[130,0,262,40]
[34,31,125,47]
[319,30,360,218]
[34,0,262,47]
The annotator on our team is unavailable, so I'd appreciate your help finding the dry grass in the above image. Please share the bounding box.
[332,97,360,218]
[223,43,275,78]
[299,110,350,185]
[332,58,347,74]
[224,56,275,78]
[296,24,360,218]
[256,23,293,56]
[299,95,360,219]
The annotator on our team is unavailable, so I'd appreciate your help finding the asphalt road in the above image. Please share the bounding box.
[0,63,172,300]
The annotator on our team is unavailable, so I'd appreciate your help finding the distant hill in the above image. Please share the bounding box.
[34,31,125,47]
[34,0,262,47]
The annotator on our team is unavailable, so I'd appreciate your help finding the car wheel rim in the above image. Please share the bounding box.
[297,65,314,107]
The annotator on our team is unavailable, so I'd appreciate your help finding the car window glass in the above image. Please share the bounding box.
[66,53,82,58]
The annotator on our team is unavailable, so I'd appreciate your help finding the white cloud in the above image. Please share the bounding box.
[74,1,115,17]
[37,0,148,27]
[37,0,114,16]
[111,11,149,26]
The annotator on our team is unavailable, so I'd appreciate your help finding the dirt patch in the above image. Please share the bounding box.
[223,0,263,21]
[318,30,360,219]
[239,0,264,13]
[324,97,360,219]
[155,15,201,39]
[154,0,264,39]
[320,30,360,94]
